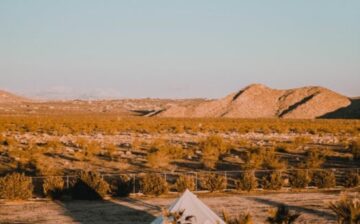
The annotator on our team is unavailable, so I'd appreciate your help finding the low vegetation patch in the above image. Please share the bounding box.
[343,171,360,188]
[235,171,258,192]
[175,175,195,192]
[200,173,227,192]
[312,170,336,189]
[329,195,360,224]
[289,169,311,189]
[262,172,283,190]
[266,205,301,224]
[222,210,254,224]
[140,173,168,195]
[0,173,33,200]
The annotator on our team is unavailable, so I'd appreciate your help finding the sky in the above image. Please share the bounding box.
[0,0,359,99]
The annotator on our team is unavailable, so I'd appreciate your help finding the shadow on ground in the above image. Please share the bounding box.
[247,197,336,220]
[58,197,158,224]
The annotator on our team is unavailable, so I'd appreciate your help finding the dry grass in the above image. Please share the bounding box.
[0,191,350,224]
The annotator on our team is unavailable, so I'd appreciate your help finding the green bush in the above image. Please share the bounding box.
[175,175,195,192]
[235,171,257,192]
[140,173,168,195]
[343,171,360,188]
[71,171,110,200]
[200,173,227,192]
[262,172,283,190]
[289,170,311,189]
[43,176,65,199]
[313,170,336,189]
[110,175,133,197]
[0,173,33,200]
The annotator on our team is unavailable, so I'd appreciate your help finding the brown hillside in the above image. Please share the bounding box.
[0,90,30,104]
[157,84,352,119]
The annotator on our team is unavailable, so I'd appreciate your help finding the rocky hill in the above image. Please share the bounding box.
[0,85,358,119]
[156,84,354,119]
[0,90,29,104]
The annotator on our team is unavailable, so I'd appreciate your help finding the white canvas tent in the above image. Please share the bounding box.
[151,189,225,224]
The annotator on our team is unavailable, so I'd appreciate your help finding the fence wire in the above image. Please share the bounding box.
[27,167,360,197]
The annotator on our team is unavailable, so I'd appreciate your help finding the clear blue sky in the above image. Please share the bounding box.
[0,0,359,99]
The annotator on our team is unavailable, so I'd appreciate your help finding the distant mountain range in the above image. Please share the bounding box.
[1,84,359,119]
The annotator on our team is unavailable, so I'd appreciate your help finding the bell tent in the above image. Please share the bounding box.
[151,189,225,224]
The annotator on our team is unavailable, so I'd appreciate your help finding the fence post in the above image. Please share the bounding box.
[195,172,198,192]
[66,176,69,189]
[224,171,227,191]
[133,174,136,194]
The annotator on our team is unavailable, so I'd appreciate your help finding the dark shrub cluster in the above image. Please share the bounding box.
[343,171,360,188]
[109,174,133,197]
[43,176,65,199]
[71,171,110,200]
[312,170,336,189]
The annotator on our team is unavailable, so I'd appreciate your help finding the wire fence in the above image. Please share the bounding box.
[29,167,360,197]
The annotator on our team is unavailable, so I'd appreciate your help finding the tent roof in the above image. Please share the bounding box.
[151,189,225,224]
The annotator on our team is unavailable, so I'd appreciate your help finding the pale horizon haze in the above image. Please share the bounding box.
[0,0,359,99]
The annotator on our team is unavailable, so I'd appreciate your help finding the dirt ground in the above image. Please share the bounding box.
[1,191,353,224]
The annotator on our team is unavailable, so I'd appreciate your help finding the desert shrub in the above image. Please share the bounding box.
[313,170,336,189]
[201,147,219,170]
[140,173,168,195]
[294,136,312,145]
[0,173,33,200]
[71,171,110,200]
[349,139,360,160]
[329,195,360,224]
[262,149,287,170]
[43,176,65,199]
[201,135,229,154]
[109,174,133,197]
[235,171,258,192]
[266,205,301,224]
[200,135,230,169]
[301,150,325,169]
[289,169,311,189]
[241,148,263,170]
[200,173,227,192]
[222,210,254,224]
[104,144,117,161]
[262,172,283,190]
[167,144,185,160]
[147,150,170,169]
[175,175,195,192]
[343,171,360,188]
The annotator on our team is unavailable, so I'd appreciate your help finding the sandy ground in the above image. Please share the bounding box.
[0,191,349,224]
